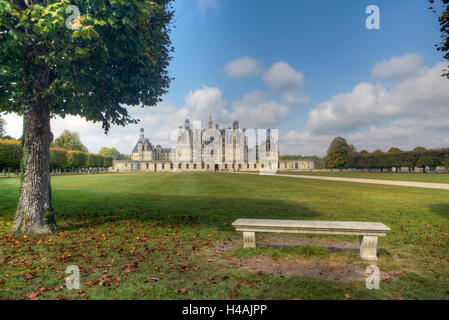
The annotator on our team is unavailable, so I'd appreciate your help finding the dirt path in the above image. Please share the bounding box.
[233,172,449,190]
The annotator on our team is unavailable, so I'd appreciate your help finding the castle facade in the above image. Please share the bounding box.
[112,117,314,172]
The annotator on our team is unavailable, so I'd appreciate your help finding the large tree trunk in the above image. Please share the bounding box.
[10,56,56,235]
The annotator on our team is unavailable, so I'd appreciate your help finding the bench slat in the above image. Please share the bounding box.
[232,219,390,236]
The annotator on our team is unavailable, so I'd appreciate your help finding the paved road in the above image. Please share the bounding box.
[234,172,449,191]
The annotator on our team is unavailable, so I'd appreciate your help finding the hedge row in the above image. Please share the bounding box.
[0,140,113,170]
[347,149,449,169]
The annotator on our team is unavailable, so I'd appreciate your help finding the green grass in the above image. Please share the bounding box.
[277,171,449,184]
[231,245,329,260]
[0,172,448,300]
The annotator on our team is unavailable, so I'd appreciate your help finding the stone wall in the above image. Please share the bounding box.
[111,160,315,172]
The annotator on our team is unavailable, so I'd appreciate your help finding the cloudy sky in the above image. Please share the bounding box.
[2,0,448,156]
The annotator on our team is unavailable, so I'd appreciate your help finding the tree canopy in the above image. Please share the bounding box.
[325,137,354,169]
[0,0,174,131]
[52,130,88,152]
[429,0,449,78]
[0,116,5,138]
[98,146,129,160]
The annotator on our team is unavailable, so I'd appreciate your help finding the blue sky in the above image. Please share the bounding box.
[2,0,448,156]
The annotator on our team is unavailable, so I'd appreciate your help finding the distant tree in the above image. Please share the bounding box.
[360,150,369,155]
[414,147,427,152]
[1,1,174,235]
[429,0,449,78]
[0,116,4,138]
[53,130,88,153]
[388,147,402,154]
[373,149,384,155]
[325,137,353,169]
[98,147,126,160]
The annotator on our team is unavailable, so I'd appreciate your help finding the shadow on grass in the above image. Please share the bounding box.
[427,203,449,220]
[47,194,320,232]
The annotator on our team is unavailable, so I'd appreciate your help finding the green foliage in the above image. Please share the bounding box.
[49,147,67,169]
[429,0,449,78]
[388,147,402,154]
[325,137,354,169]
[67,150,86,169]
[52,130,88,152]
[348,148,449,169]
[85,153,97,168]
[0,0,174,131]
[0,116,5,138]
[99,146,127,160]
[279,155,326,169]
[0,139,22,168]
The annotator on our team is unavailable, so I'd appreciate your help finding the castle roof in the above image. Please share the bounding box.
[132,137,153,153]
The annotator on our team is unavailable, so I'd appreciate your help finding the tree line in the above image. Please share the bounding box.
[279,155,326,169]
[326,137,449,171]
[0,139,113,175]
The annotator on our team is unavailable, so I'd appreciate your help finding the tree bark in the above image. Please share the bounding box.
[10,55,56,235]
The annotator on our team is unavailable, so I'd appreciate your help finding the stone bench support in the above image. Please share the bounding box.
[232,219,390,261]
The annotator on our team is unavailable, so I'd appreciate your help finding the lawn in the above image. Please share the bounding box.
[277,171,449,184]
[0,172,448,300]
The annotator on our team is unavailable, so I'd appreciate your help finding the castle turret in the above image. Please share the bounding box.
[233,120,239,130]
[208,115,212,129]
[140,128,144,140]
[185,119,190,130]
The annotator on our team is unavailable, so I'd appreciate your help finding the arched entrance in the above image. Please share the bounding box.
[214,164,219,172]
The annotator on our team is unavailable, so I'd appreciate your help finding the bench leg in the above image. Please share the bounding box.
[359,236,378,261]
[243,232,256,248]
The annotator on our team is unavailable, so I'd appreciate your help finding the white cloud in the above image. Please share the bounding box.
[263,61,305,92]
[307,61,449,135]
[232,91,291,128]
[183,85,232,124]
[224,56,262,78]
[197,0,219,15]
[281,55,449,156]
[371,53,423,81]
[281,92,311,107]
[280,130,332,156]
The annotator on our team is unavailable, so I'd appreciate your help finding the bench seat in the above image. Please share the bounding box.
[232,219,391,261]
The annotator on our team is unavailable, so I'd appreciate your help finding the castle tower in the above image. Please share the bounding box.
[140,128,144,140]
[185,119,190,130]
[208,115,213,129]
[233,120,239,130]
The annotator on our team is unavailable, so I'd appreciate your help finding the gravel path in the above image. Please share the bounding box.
[234,172,449,190]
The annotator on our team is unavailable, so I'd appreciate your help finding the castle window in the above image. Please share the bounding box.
[232,163,235,169]
[261,163,264,168]
[186,163,189,169]
[146,163,149,169]
[178,163,181,169]
[162,163,165,169]
[284,163,287,168]
[194,163,197,169]
[247,163,249,169]
[170,163,173,169]
[238,164,242,169]
[254,164,256,169]
[225,164,227,169]
[278,163,280,169]
[201,163,205,169]
[295,163,298,169]
[207,164,209,169]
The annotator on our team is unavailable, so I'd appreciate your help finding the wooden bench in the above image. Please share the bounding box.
[232,219,391,261]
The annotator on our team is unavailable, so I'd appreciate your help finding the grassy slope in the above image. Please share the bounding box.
[0,172,448,300]
[277,171,449,184]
